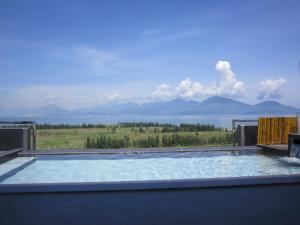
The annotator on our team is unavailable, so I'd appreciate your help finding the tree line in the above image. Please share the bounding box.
[85,133,233,149]
[36,123,106,129]
[37,122,225,132]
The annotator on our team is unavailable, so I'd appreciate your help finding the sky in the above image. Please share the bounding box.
[0,0,300,109]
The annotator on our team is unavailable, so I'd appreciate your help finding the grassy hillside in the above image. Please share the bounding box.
[37,125,233,149]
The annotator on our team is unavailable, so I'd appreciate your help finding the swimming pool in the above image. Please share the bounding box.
[1,148,300,225]
[1,150,300,184]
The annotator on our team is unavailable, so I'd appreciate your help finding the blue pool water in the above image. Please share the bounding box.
[1,151,300,184]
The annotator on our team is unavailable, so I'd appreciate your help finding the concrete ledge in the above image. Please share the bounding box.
[0,157,35,182]
[257,144,289,156]
[19,146,260,156]
[1,174,300,194]
[0,148,23,164]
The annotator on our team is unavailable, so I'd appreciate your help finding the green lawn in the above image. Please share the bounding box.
[37,127,233,150]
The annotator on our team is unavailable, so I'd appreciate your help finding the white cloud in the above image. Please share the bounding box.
[106,92,128,103]
[0,79,157,109]
[0,86,132,109]
[55,46,147,75]
[152,60,246,101]
[214,60,246,97]
[151,84,175,101]
[176,78,215,98]
[257,78,286,100]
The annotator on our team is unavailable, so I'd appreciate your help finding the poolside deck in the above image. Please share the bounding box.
[256,144,289,155]
[0,148,23,163]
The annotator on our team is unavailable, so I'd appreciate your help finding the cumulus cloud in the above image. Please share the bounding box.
[151,84,175,101]
[152,60,246,101]
[176,78,215,98]
[215,60,246,97]
[257,78,286,100]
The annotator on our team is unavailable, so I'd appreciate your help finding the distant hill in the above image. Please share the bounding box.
[86,96,299,115]
[84,96,298,115]
[251,101,299,114]
[0,104,69,117]
[197,96,253,114]
[29,104,70,116]
[0,96,299,117]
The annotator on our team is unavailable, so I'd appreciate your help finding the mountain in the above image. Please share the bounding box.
[0,104,69,117]
[72,99,201,116]
[72,96,299,116]
[30,104,70,116]
[0,97,299,117]
[126,99,201,115]
[197,96,253,114]
[91,97,299,115]
[251,101,299,114]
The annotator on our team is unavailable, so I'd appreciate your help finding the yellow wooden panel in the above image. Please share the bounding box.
[257,116,298,145]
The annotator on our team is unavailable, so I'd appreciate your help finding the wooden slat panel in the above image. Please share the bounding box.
[257,117,298,145]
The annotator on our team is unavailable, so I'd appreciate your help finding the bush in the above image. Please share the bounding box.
[85,135,130,149]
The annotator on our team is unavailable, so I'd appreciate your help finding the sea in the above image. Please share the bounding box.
[0,114,264,128]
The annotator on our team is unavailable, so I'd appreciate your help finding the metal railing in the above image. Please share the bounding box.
[232,119,258,146]
[0,121,36,150]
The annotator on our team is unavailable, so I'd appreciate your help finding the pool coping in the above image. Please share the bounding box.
[19,146,260,156]
[1,174,300,194]
[0,148,23,164]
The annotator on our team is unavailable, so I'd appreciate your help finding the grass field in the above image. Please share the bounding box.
[37,126,234,149]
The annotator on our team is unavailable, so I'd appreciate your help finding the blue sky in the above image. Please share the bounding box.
[0,0,299,109]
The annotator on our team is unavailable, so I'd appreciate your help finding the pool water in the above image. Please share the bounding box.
[1,151,300,184]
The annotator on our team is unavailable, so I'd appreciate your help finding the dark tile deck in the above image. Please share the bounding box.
[0,148,23,158]
[0,148,23,164]
[256,144,289,155]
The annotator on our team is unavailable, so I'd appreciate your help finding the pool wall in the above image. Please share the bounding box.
[1,175,300,225]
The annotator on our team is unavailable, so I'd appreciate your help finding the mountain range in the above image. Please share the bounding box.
[0,96,299,117]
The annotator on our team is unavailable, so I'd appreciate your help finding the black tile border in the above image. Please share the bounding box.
[0,148,23,164]
[1,174,300,194]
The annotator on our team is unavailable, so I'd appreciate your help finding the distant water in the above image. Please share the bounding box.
[0,114,261,128]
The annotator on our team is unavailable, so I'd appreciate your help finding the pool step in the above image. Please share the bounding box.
[0,157,35,181]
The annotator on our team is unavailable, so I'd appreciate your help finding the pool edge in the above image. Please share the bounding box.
[1,174,300,194]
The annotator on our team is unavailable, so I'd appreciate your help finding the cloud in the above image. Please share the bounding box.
[214,60,246,97]
[0,79,156,109]
[0,85,132,109]
[257,78,286,100]
[176,78,215,98]
[152,84,175,101]
[106,92,128,103]
[55,46,147,75]
[152,60,246,101]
